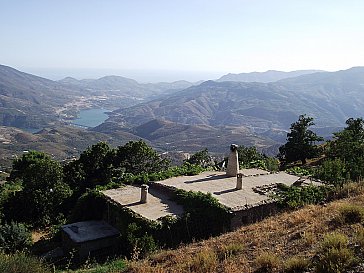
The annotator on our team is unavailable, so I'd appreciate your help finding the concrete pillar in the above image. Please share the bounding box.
[140,184,149,203]
[226,144,239,177]
[236,173,243,190]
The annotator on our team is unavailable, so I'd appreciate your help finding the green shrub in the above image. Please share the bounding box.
[286,166,313,176]
[315,159,347,186]
[274,185,329,209]
[174,190,231,238]
[254,252,281,272]
[264,157,280,172]
[80,258,126,273]
[126,223,157,259]
[0,222,32,253]
[284,256,309,273]
[121,163,205,185]
[68,190,106,222]
[316,232,356,273]
[0,252,50,273]
[337,204,364,224]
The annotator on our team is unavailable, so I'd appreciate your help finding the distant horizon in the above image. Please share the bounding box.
[1,1,364,83]
[5,64,361,83]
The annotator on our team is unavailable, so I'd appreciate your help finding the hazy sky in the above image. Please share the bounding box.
[1,0,364,82]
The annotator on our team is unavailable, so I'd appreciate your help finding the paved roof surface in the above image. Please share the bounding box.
[155,169,303,210]
[103,186,184,221]
[102,169,313,220]
[62,220,120,243]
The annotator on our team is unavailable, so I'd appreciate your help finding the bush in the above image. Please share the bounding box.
[264,157,280,172]
[0,252,50,273]
[284,256,309,273]
[275,185,329,209]
[189,248,218,273]
[315,159,347,186]
[254,252,281,272]
[316,232,356,273]
[174,189,231,238]
[286,166,313,176]
[330,181,364,200]
[126,223,157,259]
[85,258,126,273]
[68,190,107,222]
[217,243,244,260]
[337,204,364,224]
[355,227,364,249]
[0,222,32,253]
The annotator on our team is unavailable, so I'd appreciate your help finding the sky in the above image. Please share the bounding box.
[1,0,364,82]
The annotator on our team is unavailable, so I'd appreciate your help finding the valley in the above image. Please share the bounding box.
[1,65,364,170]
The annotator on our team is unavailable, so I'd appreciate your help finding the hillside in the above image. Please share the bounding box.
[126,187,364,272]
[0,65,85,128]
[109,67,364,132]
[59,75,195,101]
[93,119,277,154]
[0,125,143,169]
[217,69,322,83]
[2,65,364,160]
[0,65,196,130]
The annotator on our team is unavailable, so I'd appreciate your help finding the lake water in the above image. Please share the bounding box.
[72,108,109,128]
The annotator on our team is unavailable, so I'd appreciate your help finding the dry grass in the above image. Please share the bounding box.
[125,192,364,273]
[284,256,309,273]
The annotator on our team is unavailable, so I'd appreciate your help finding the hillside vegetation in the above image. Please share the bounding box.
[126,185,364,273]
[0,114,364,272]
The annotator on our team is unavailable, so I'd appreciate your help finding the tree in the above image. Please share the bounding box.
[279,115,323,165]
[185,148,213,167]
[0,222,32,253]
[63,142,114,193]
[328,118,364,161]
[114,140,170,174]
[326,117,364,181]
[5,152,72,226]
[9,151,50,181]
[237,145,264,167]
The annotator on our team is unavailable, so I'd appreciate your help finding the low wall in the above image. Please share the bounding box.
[230,202,279,230]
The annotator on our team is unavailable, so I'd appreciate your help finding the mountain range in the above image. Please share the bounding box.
[107,67,364,131]
[217,69,322,82]
[1,64,364,167]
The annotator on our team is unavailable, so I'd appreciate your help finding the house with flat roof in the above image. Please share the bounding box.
[61,220,120,261]
[102,167,315,230]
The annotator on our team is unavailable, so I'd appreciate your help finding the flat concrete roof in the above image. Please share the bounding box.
[103,186,184,221]
[62,220,119,243]
[155,169,302,211]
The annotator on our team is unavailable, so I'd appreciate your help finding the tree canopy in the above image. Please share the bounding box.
[279,115,323,165]
[114,140,170,175]
[185,148,213,168]
[5,151,72,226]
[324,117,364,181]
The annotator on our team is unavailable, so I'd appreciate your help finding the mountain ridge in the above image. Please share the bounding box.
[218,69,323,83]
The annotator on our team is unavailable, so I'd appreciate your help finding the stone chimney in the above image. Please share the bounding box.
[140,184,149,203]
[236,173,243,190]
[226,144,239,177]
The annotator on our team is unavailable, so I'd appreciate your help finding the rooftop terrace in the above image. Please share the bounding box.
[103,186,184,221]
[102,168,316,221]
[155,169,306,211]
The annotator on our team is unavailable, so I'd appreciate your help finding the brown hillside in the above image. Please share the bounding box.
[126,184,364,273]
